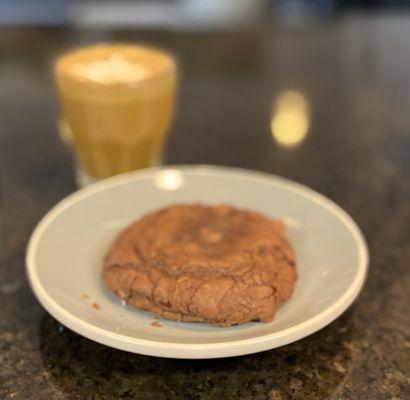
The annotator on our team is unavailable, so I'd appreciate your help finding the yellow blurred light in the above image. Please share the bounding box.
[271,111,309,146]
[276,90,308,112]
[271,90,310,147]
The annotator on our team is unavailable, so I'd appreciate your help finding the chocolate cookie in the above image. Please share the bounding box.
[103,204,297,326]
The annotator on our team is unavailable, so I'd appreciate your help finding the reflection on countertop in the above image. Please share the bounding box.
[38,312,358,399]
[271,90,310,148]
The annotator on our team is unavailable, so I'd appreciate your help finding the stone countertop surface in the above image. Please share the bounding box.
[0,16,409,400]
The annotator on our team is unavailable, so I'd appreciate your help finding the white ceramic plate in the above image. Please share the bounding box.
[26,166,368,359]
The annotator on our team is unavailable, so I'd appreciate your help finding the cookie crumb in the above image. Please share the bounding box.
[92,302,101,310]
[81,294,90,300]
[151,321,162,328]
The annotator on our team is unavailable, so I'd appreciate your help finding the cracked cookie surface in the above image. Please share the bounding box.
[103,204,297,326]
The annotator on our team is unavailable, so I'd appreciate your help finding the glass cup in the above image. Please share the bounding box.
[54,43,177,186]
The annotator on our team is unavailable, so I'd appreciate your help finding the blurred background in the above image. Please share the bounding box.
[1,0,409,27]
[0,0,409,189]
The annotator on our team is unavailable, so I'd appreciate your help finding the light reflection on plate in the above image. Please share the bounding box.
[153,169,185,191]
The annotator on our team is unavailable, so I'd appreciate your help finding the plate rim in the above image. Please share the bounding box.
[26,165,369,359]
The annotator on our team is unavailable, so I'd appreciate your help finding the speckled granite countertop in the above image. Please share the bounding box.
[0,17,409,400]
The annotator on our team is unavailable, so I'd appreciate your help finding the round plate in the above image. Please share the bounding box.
[26,166,368,359]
